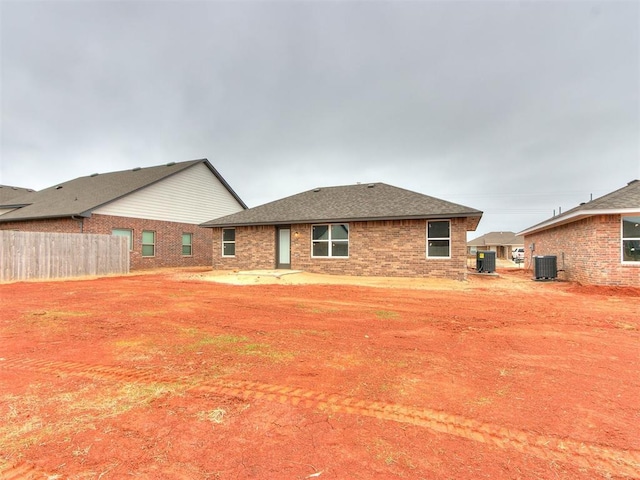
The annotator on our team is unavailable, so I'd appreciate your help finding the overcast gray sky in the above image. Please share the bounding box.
[1,0,638,238]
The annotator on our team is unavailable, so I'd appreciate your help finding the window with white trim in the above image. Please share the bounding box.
[142,230,155,257]
[112,228,133,251]
[622,215,640,262]
[312,224,349,257]
[427,220,450,258]
[222,228,236,257]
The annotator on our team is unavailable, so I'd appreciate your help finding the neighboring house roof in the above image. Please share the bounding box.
[0,159,247,222]
[519,179,640,236]
[0,185,37,206]
[467,231,524,247]
[201,182,483,228]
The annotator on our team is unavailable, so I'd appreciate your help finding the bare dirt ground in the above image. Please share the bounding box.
[1,266,639,479]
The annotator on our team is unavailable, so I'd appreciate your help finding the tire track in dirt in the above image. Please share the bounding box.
[0,461,41,480]
[3,358,639,478]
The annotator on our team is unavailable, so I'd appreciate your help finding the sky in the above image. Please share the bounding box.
[1,0,638,239]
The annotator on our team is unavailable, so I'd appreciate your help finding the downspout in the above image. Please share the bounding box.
[71,215,84,233]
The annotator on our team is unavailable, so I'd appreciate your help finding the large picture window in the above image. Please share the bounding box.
[622,215,640,262]
[312,224,349,257]
[142,230,155,257]
[182,233,193,256]
[427,220,450,258]
[112,228,133,251]
[222,228,236,257]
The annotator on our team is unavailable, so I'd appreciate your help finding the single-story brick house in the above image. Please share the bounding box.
[0,159,246,270]
[518,179,640,286]
[200,182,483,280]
[467,231,524,259]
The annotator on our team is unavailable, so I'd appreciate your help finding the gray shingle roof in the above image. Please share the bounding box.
[467,231,524,247]
[574,179,640,211]
[0,185,36,205]
[0,159,246,222]
[519,179,640,235]
[201,182,482,227]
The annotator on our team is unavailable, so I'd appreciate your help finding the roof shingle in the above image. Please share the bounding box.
[0,159,246,222]
[519,179,640,235]
[0,185,36,205]
[201,182,482,227]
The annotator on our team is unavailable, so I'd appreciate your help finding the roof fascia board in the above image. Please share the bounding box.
[519,208,640,236]
[0,212,91,223]
[201,159,248,209]
[0,203,32,209]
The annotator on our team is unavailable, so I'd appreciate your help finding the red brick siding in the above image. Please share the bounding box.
[0,214,212,270]
[0,217,82,233]
[212,225,276,271]
[524,214,640,286]
[211,218,470,280]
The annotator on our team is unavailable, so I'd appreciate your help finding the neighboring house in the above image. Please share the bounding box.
[467,231,524,258]
[0,185,37,216]
[200,182,483,280]
[518,179,640,286]
[0,159,247,270]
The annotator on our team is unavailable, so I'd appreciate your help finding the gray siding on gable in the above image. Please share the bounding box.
[93,163,244,224]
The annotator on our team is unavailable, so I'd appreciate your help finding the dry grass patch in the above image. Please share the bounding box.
[0,380,184,458]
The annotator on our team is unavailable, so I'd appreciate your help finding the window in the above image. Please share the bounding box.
[142,230,155,257]
[427,220,450,258]
[222,228,235,257]
[312,224,349,257]
[182,233,193,256]
[622,215,640,262]
[112,228,133,251]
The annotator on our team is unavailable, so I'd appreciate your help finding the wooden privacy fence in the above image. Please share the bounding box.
[0,231,129,281]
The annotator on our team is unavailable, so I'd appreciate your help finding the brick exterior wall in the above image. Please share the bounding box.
[524,214,640,286]
[211,218,471,280]
[0,214,213,270]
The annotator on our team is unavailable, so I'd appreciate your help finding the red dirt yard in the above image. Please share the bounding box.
[1,268,639,479]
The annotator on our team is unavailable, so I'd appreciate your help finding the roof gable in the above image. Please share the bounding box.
[0,159,246,222]
[519,179,640,235]
[201,182,482,227]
